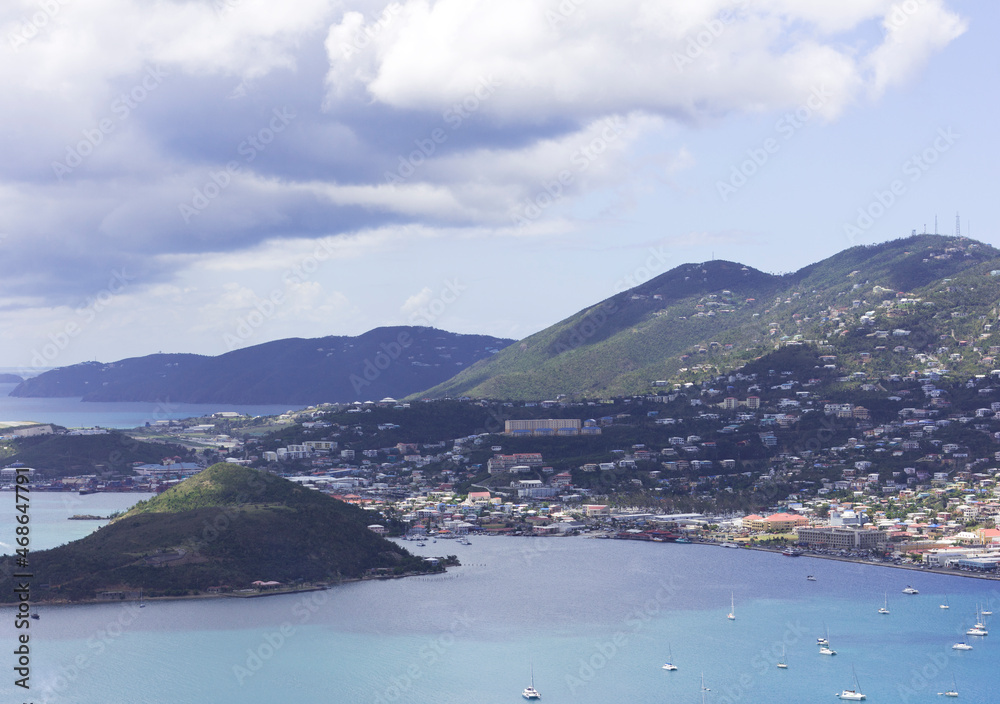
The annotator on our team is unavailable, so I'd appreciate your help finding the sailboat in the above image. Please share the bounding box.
[966,605,988,636]
[700,673,711,704]
[139,588,146,608]
[727,593,735,621]
[836,666,866,700]
[878,592,889,615]
[938,674,958,697]
[820,629,837,655]
[940,595,950,610]
[522,663,540,699]
[661,644,678,671]
[777,644,788,669]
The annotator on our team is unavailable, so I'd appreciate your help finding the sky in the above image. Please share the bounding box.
[0,0,996,373]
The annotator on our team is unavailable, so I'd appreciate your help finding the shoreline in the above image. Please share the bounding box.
[8,535,999,608]
[714,541,1000,582]
[1,569,449,608]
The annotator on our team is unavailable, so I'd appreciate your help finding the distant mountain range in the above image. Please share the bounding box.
[10,327,512,405]
[415,234,1000,400]
[14,235,1000,405]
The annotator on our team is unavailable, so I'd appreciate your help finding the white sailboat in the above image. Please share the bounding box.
[139,588,145,608]
[661,644,677,671]
[727,593,735,621]
[836,666,866,700]
[940,595,950,609]
[902,585,919,594]
[966,605,988,636]
[878,592,890,615]
[522,663,540,700]
[938,673,958,697]
[700,673,711,704]
[820,629,837,655]
[952,641,973,650]
[777,644,788,669]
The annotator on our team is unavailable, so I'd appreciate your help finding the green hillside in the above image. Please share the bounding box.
[414,235,1000,400]
[0,464,436,602]
[1,431,193,477]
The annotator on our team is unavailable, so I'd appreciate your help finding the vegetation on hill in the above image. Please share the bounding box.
[10,327,513,405]
[0,431,194,478]
[414,235,1000,400]
[0,464,436,602]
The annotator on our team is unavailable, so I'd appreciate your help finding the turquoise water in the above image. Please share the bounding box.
[0,492,153,555]
[0,383,298,428]
[2,536,998,703]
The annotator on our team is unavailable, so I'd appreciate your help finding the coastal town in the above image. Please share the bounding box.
[5,352,1000,578]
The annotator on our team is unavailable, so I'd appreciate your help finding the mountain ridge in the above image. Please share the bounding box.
[11,326,512,405]
[414,235,1000,400]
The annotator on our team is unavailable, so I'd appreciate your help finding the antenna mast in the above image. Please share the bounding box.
[955,212,961,238]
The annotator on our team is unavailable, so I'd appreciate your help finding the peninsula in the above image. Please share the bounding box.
[0,464,442,603]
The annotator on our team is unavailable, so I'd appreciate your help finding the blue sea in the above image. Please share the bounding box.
[2,514,998,704]
[0,383,300,428]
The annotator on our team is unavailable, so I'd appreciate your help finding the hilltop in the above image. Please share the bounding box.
[0,464,438,602]
[416,235,1000,400]
[10,326,512,404]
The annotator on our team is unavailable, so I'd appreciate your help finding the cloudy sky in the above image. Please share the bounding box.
[0,0,993,372]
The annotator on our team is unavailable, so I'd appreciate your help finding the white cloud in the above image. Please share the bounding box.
[325,0,965,123]
[866,0,968,97]
[401,286,434,317]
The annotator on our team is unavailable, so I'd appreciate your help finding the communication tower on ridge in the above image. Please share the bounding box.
[955,212,961,237]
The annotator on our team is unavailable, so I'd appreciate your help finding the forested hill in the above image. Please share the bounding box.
[0,464,437,602]
[11,326,512,404]
[415,235,1000,399]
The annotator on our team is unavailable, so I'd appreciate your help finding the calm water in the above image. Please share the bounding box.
[0,383,299,428]
[1,533,997,704]
[0,492,154,555]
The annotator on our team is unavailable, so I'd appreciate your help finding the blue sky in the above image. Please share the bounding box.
[0,0,994,372]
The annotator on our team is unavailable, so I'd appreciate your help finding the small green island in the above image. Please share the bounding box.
[2,464,448,603]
